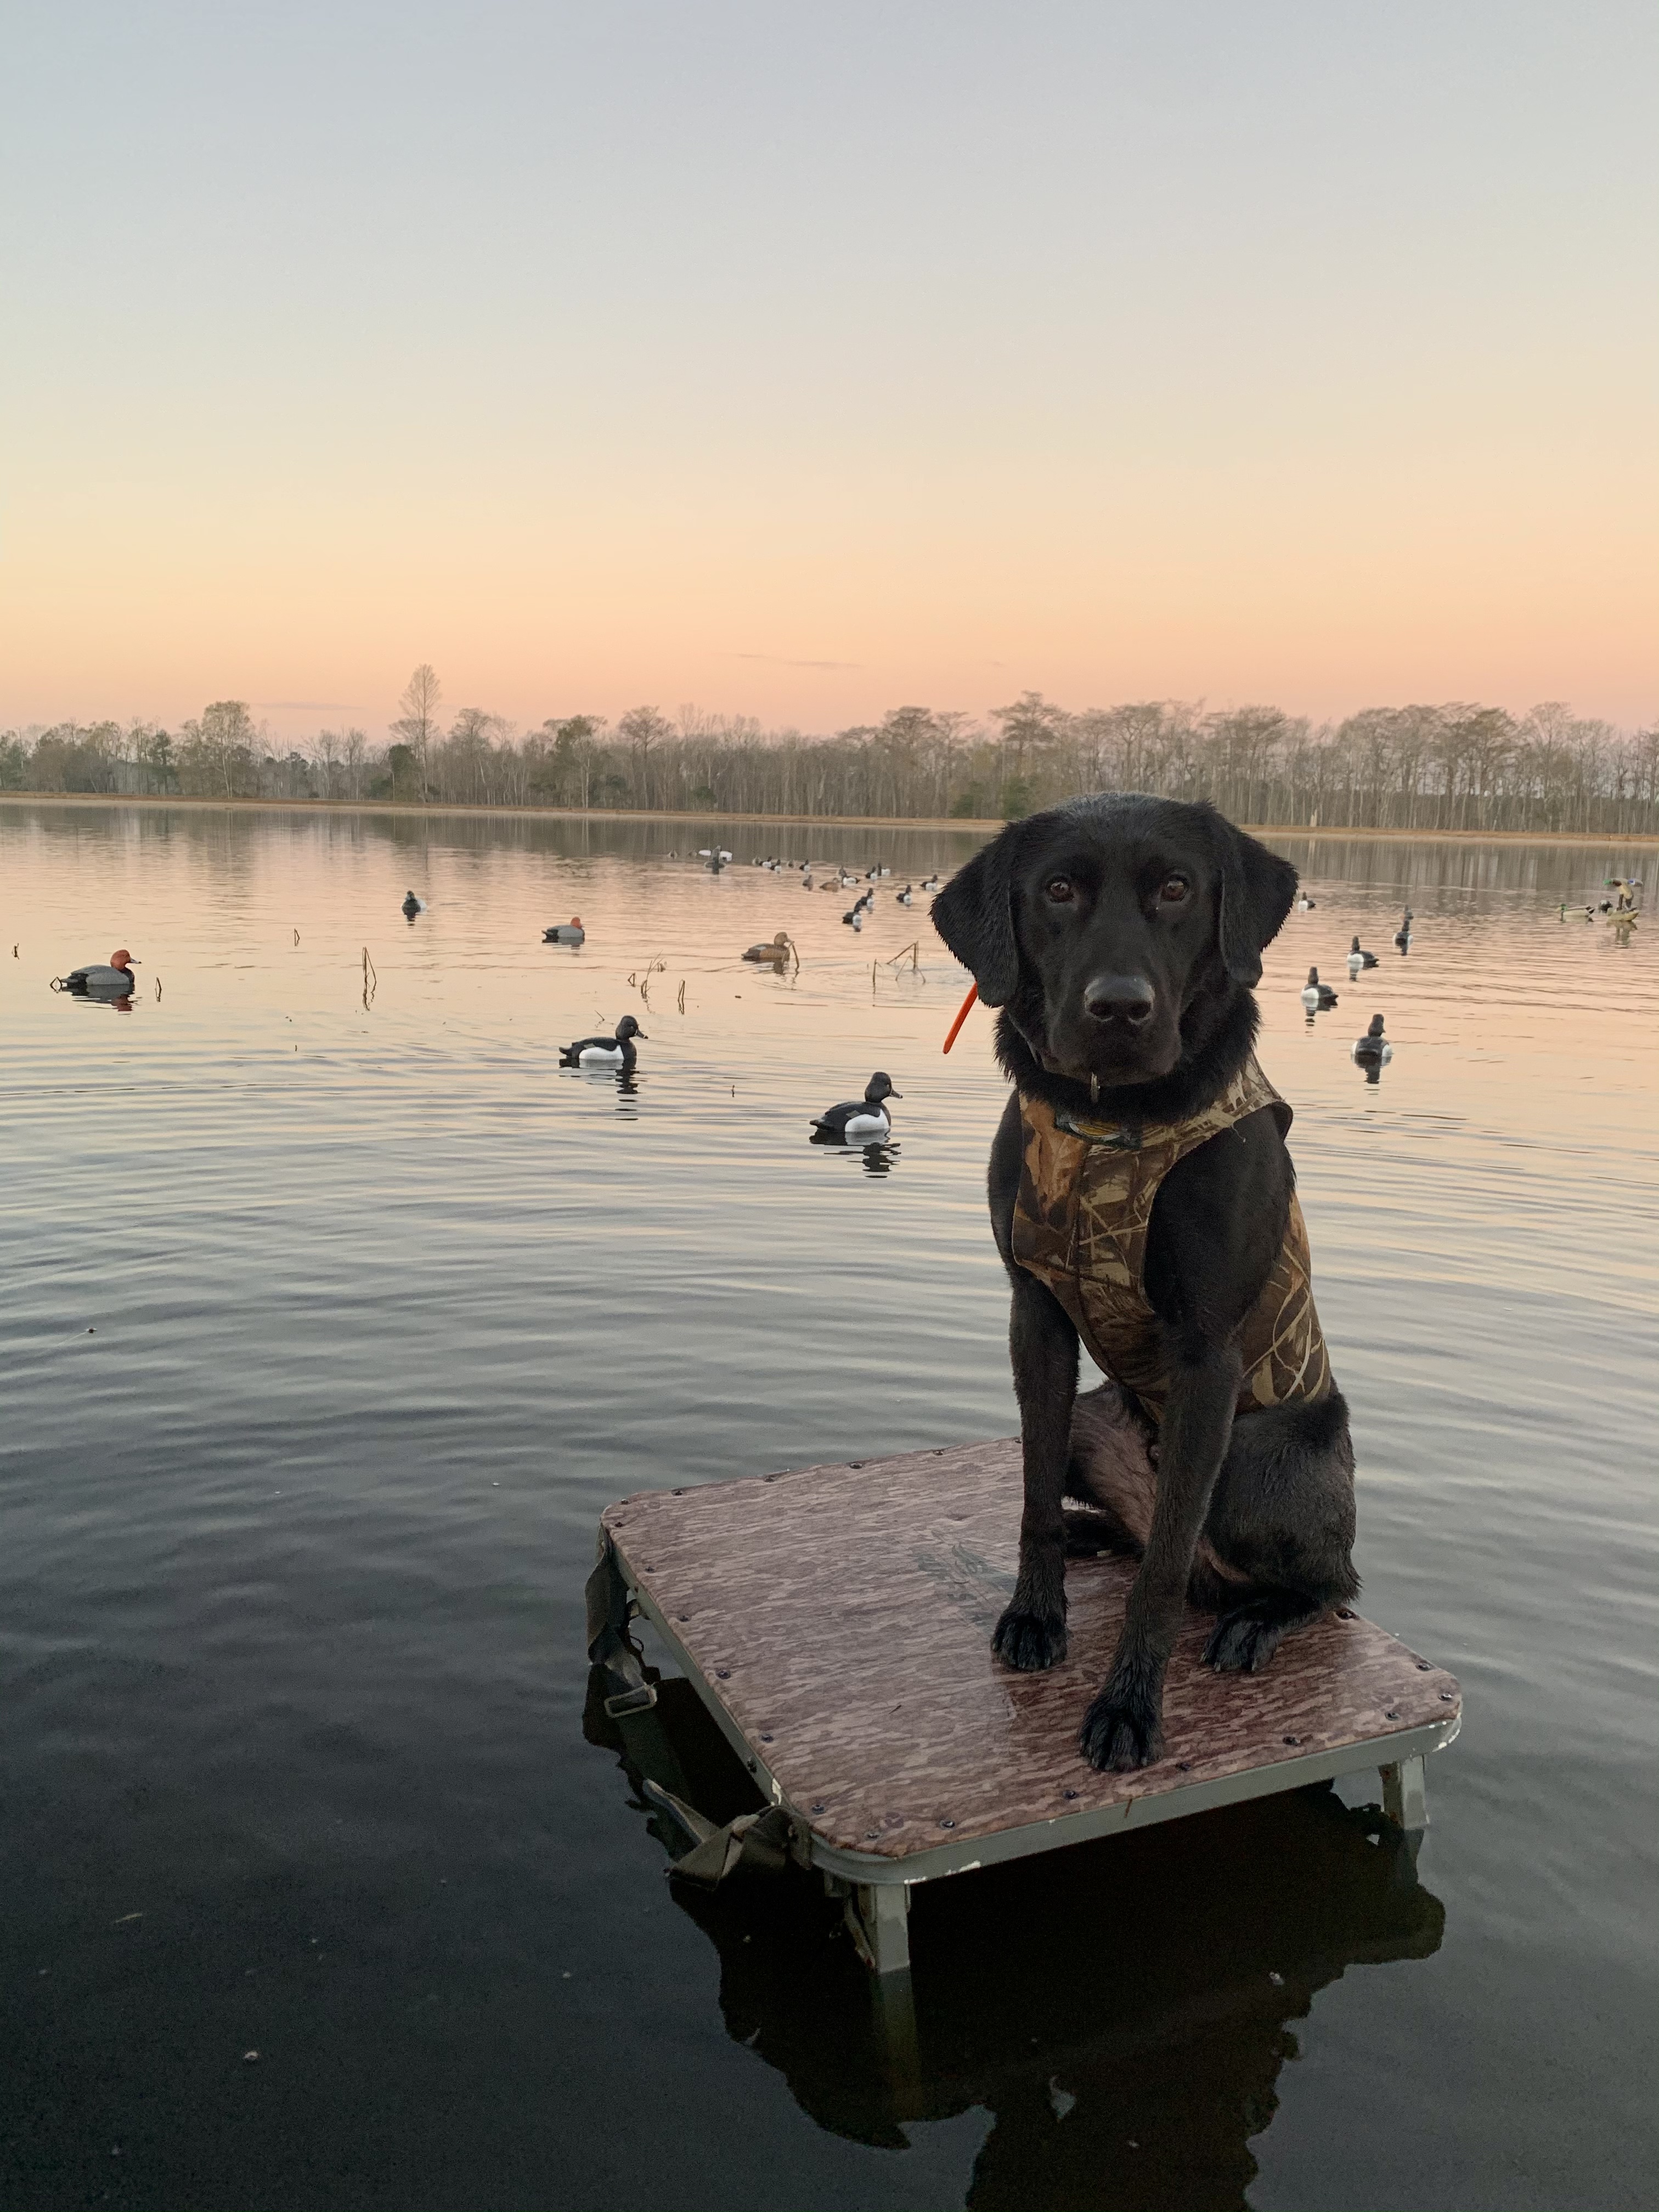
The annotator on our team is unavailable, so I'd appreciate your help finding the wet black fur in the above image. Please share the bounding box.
[933,795,1359,1773]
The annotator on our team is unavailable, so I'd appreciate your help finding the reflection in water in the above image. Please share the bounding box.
[591,1677,1443,2210]
[809,1132,902,1176]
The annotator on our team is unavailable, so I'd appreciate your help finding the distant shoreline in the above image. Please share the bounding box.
[0,791,1650,845]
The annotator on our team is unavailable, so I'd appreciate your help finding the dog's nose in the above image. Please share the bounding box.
[1084,974,1155,1027]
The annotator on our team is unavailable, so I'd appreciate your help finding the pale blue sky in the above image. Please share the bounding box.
[3,1,1654,733]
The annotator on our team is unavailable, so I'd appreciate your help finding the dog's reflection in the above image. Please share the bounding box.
[589,1674,1443,2206]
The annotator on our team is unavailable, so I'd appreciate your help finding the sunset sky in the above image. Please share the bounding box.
[3,1,1654,743]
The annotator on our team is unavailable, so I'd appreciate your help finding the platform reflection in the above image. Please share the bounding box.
[589,1670,1445,2209]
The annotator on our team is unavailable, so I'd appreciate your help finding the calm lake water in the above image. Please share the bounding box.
[2,802,1655,2212]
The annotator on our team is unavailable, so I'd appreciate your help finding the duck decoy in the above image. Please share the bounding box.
[544,917,586,945]
[401,890,425,919]
[558,1014,645,1070]
[1346,935,1379,975]
[1393,909,1414,950]
[1295,893,1317,913]
[810,1071,901,1142]
[1300,967,1339,1011]
[1352,1014,1393,1065]
[742,931,795,964]
[53,948,139,996]
[919,874,941,893]
[896,884,913,905]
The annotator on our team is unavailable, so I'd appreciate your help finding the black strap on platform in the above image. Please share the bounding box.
[585,1533,701,1810]
[586,1532,793,1887]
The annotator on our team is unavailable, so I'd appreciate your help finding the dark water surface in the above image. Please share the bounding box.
[2,804,1655,2212]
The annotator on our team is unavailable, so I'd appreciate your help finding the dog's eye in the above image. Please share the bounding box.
[1045,877,1074,904]
[1159,873,1189,904]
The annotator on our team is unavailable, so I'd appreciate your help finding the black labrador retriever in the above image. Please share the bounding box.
[933,794,1358,1772]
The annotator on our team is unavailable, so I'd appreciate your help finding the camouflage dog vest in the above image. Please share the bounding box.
[1011,1053,1331,1425]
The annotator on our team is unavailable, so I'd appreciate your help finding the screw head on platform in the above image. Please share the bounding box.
[1385,1708,1400,1719]
[715,1668,731,1679]
[939,1818,956,1830]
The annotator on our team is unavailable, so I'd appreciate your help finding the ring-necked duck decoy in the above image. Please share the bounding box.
[54,948,139,996]
[1347,935,1379,974]
[558,1014,645,1070]
[402,890,425,919]
[742,931,795,963]
[1393,909,1414,950]
[810,1071,901,1142]
[920,873,941,893]
[895,884,913,905]
[1296,893,1317,912]
[1352,1014,1393,1065]
[544,917,585,945]
[1300,967,1339,1011]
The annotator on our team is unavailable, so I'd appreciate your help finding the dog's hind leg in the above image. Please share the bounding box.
[1200,1389,1360,1674]
[1065,1382,1158,1550]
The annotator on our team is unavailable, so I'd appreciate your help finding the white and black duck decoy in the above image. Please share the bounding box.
[810,1071,901,1142]
[920,873,941,893]
[896,883,913,905]
[742,930,795,964]
[53,947,139,996]
[544,917,585,945]
[1300,967,1339,1011]
[1393,909,1414,950]
[1295,893,1317,913]
[1347,935,1379,975]
[402,890,425,919]
[558,1014,645,1070]
[1352,1014,1393,1065]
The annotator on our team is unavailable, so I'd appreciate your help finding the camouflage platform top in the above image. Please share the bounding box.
[1011,1053,1332,1425]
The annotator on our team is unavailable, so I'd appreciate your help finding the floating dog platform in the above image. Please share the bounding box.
[592,1438,1461,1977]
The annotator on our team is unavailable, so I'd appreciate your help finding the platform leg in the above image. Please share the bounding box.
[845,1881,911,1976]
[1380,1753,1428,1833]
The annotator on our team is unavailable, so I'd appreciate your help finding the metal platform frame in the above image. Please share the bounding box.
[606,1542,1457,1978]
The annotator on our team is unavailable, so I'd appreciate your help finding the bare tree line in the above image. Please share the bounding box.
[3,667,1654,834]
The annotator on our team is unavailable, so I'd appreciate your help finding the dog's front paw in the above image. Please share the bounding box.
[1079,1681,1163,1770]
[992,1605,1068,1672]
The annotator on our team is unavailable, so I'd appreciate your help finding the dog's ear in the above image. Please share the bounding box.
[1209,811,1297,986]
[931,826,1024,1005]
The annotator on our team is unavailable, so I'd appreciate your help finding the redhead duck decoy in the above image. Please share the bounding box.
[402,890,425,919]
[558,1014,645,1070]
[1300,967,1339,1011]
[1352,1014,1393,1065]
[810,1071,900,1142]
[1347,935,1379,975]
[54,948,139,996]
[743,931,795,964]
[544,917,585,945]
[1393,909,1414,950]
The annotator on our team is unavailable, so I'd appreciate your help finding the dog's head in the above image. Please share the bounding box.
[932,795,1297,1094]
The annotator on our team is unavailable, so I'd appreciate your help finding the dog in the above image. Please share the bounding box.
[932,794,1358,1773]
